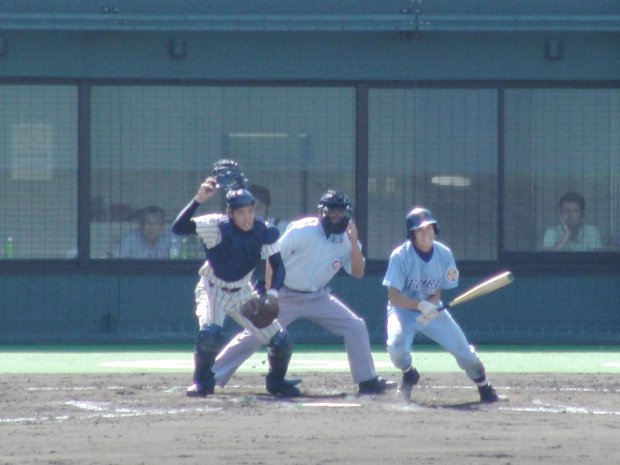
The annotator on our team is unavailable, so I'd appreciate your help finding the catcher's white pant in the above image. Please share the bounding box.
[213,286,377,386]
[195,274,281,345]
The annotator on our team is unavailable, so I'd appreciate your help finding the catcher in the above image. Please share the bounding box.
[171,160,300,398]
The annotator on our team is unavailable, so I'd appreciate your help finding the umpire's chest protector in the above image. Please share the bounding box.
[206,219,267,282]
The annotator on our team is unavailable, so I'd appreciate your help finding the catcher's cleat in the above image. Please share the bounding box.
[358,376,398,395]
[478,384,499,403]
[186,382,215,398]
[397,368,420,402]
[266,377,302,397]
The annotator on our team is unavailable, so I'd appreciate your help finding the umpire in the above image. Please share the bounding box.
[213,190,396,395]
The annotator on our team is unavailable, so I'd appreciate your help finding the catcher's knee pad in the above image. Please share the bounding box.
[196,324,224,355]
[268,330,293,360]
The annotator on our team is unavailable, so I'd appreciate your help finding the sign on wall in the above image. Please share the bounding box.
[11,123,53,180]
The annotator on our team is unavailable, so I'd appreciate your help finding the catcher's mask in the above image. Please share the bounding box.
[226,188,256,211]
[211,159,247,191]
[317,190,352,238]
[405,207,439,239]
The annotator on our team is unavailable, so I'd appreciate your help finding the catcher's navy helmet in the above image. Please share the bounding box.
[226,188,256,210]
[405,207,439,236]
[212,159,247,191]
[317,190,352,237]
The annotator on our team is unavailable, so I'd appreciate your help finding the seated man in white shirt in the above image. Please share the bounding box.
[112,205,173,259]
[542,192,603,252]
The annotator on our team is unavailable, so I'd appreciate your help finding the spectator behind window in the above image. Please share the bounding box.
[111,205,173,258]
[542,192,603,252]
[248,184,288,234]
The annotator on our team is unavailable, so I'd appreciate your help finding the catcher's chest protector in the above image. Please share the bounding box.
[207,219,265,282]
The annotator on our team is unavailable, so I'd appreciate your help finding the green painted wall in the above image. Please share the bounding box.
[1,272,618,345]
[1,31,618,82]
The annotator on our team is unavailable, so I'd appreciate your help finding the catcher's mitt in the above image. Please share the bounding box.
[240,293,279,329]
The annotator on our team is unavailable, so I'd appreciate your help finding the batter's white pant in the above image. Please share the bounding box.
[213,286,378,386]
[386,307,486,382]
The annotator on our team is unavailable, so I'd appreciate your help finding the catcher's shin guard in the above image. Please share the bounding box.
[266,330,300,397]
[188,325,224,397]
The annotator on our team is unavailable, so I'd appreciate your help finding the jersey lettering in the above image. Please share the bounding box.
[404,278,442,293]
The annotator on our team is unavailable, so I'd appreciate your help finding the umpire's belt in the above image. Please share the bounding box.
[284,286,316,293]
[208,281,242,293]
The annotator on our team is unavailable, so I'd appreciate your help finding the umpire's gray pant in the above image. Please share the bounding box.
[213,287,378,386]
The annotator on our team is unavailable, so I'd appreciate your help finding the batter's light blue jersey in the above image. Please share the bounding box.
[278,217,361,292]
[383,240,459,309]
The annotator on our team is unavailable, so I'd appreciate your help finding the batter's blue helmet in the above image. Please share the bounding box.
[405,207,439,236]
[226,188,256,210]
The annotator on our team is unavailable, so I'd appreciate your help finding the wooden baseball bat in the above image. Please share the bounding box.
[445,270,514,309]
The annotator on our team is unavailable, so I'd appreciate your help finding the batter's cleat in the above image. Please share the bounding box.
[397,368,420,402]
[186,382,214,398]
[266,377,302,397]
[478,384,499,403]
[358,376,397,395]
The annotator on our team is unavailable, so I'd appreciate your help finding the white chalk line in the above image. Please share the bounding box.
[26,385,125,392]
[601,362,620,368]
[0,400,221,424]
[501,400,620,416]
[98,358,620,372]
[98,359,395,370]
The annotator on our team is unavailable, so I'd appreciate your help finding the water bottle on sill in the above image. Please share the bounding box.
[169,236,181,260]
[181,237,189,260]
[5,236,15,259]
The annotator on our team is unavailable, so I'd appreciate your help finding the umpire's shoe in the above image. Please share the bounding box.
[397,368,420,402]
[478,384,499,403]
[358,376,397,395]
[266,377,302,397]
[186,380,215,398]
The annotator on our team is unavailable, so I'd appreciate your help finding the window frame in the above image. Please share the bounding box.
[0,78,618,275]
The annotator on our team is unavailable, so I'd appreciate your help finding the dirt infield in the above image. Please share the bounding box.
[1,372,618,465]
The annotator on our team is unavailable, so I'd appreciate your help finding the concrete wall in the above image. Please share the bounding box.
[1,272,618,345]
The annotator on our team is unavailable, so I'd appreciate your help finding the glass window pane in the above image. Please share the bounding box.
[368,88,498,260]
[90,86,355,259]
[0,85,78,259]
[504,89,620,252]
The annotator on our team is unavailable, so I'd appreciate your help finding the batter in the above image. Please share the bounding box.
[383,206,499,403]
[214,190,396,395]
